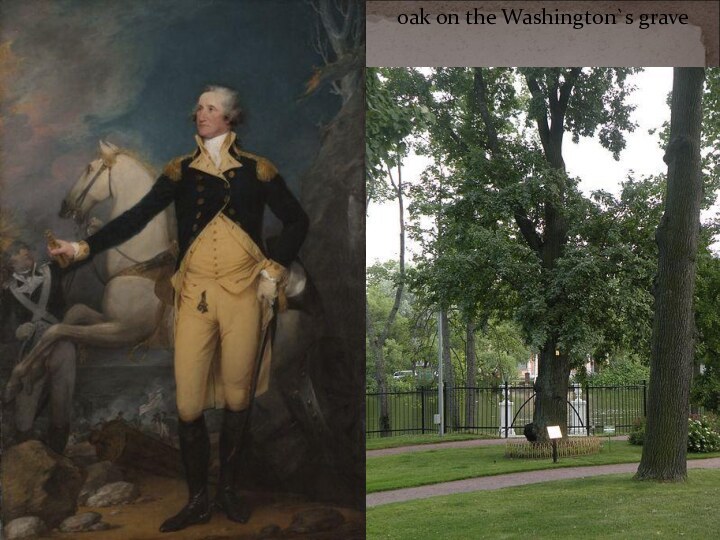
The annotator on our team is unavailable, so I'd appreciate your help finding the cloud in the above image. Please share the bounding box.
[0,1,204,236]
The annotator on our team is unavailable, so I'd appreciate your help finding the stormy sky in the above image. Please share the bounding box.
[1,0,339,249]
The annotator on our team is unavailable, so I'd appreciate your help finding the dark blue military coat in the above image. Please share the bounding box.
[85,135,308,269]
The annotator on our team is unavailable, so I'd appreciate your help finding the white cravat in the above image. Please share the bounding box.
[203,132,230,169]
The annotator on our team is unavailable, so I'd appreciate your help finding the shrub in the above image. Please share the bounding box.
[628,416,645,446]
[688,416,720,453]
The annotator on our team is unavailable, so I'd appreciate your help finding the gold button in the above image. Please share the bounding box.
[192,224,198,231]
[196,174,203,180]
[229,208,236,215]
[198,198,205,205]
[197,185,205,192]
[196,212,201,219]
[227,171,235,178]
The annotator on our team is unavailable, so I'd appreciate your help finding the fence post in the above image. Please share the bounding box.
[585,382,591,436]
[421,387,426,434]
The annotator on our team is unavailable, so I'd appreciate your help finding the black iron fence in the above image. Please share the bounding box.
[366,382,647,439]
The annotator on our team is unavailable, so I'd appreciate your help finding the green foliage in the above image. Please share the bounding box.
[687,416,720,453]
[628,417,646,446]
[475,320,530,384]
[692,252,720,412]
[366,260,437,391]
[583,354,649,387]
[405,67,654,369]
[692,367,720,412]
[366,67,433,204]
[519,67,641,159]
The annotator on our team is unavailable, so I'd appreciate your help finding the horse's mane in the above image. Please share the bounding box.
[106,148,159,179]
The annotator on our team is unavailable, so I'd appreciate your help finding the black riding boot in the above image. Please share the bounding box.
[46,424,70,455]
[215,408,251,523]
[159,415,212,533]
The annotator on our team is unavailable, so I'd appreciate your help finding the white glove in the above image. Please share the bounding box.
[256,275,278,305]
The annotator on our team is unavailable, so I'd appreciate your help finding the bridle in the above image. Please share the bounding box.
[73,162,114,211]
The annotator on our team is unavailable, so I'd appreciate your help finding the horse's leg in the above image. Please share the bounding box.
[47,340,77,428]
[5,320,148,403]
[14,371,48,433]
[62,303,107,325]
[46,340,77,453]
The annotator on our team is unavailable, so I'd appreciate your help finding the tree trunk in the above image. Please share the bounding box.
[523,70,576,441]
[440,309,456,431]
[367,306,391,436]
[465,320,477,428]
[636,68,705,481]
[89,419,184,478]
[529,342,572,442]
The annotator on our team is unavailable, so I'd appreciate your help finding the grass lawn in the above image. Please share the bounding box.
[367,469,720,539]
[367,442,720,493]
[366,433,495,451]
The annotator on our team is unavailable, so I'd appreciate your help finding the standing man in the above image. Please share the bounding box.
[50,85,309,532]
[0,241,76,454]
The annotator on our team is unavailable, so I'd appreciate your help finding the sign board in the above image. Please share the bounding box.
[604,426,616,435]
[547,425,562,440]
[433,413,441,425]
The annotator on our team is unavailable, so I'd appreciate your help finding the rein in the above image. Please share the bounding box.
[74,163,111,210]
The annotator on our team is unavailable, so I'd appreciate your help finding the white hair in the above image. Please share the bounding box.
[194,85,243,126]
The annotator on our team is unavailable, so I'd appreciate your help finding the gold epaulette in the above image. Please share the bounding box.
[162,154,193,182]
[233,146,278,182]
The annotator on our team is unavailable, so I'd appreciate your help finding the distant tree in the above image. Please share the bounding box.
[366,68,432,434]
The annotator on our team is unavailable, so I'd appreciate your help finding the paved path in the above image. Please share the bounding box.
[367,457,720,507]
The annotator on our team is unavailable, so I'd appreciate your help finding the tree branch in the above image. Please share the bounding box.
[514,207,543,254]
[525,75,552,155]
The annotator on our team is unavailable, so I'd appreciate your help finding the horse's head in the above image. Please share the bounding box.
[60,140,120,224]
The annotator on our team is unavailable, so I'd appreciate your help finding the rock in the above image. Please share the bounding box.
[67,441,100,469]
[257,524,283,539]
[86,481,139,507]
[78,462,123,504]
[287,507,345,534]
[59,512,102,533]
[1,441,83,528]
[89,522,111,531]
[3,516,46,539]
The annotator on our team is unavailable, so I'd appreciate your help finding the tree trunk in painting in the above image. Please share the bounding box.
[636,67,705,481]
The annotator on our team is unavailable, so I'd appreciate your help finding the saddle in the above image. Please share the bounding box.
[115,243,178,306]
[115,244,178,351]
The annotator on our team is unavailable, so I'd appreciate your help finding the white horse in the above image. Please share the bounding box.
[5,141,175,400]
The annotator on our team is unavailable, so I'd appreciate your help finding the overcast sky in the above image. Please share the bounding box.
[366,67,683,267]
